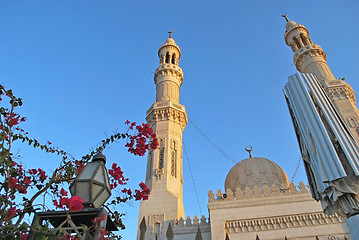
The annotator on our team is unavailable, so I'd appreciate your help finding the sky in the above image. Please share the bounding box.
[0,1,358,239]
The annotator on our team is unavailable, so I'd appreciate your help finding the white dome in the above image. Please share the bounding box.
[285,20,297,31]
[164,37,176,45]
[224,157,289,192]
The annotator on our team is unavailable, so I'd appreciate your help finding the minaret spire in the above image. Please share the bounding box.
[137,34,187,240]
[284,19,359,143]
[281,13,289,22]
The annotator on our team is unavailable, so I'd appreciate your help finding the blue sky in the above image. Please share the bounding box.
[0,1,358,239]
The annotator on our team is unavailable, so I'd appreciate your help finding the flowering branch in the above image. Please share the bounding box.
[0,84,158,239]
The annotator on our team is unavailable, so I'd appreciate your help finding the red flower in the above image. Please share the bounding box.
[28,168,38,175]
[67,196,83,212]
[23,176,31,186]
[75,161,85,173]
[122,188,132,195]
[9,177,18,189]
[60,188,68,196]
[20,233,28,240]
[37,168,47,183]
[93,213,106,226]
[10,117,19,126]
[134,182,150,201]
[125,120,130,124]
[125,122,158,156]
[7,207,19,218]
[53,199,61,209]
[98,229,108,240]
[108,163,128,189]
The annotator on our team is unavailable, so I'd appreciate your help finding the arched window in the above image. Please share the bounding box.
[171,54,176,64]
[293,37,301,49]
[139,217,147,240]
[300,33,309,45]
[159,139,164,169]
[165,52,170,63]
[166,223,174,240]
[170,140,177,177]
[154,222,160,240]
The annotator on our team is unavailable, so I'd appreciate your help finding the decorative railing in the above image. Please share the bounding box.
[208,181,310,202]
[224,212,344,233]
[174,215,210,228]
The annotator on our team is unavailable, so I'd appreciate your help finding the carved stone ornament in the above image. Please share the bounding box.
[155,168,164,180]
[149,214,165,225]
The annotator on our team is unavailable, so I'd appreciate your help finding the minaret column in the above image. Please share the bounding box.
[137,33,187,240]
[283,16,359,143]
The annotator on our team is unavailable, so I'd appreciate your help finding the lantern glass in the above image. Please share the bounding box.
[94,189,111,209]
[76,182,91,202]
[70,155,111,208]
[77,162,98,179]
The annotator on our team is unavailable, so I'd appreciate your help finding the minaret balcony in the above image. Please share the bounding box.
[146,101,186,116]
[155,64,183,75]
[294,44,326,65]
[146,101,187,129]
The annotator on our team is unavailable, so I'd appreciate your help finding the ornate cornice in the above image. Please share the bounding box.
[325,81,356,104]
[294,44,326,70]
[224,212,344,233]
[154,64,183,85]
[146,102,187,130]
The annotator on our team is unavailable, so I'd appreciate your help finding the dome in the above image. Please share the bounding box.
[160,37,179,49]
[224,157,289,192]
[164,37,176,45]
[285,20,297,31]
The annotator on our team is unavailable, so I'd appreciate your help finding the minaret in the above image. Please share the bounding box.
[283,15,359,143]
[137,32,187,240]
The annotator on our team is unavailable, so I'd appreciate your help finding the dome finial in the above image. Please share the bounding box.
[168,30,173,38]
[245,146,253,158]
[282,13,289,22]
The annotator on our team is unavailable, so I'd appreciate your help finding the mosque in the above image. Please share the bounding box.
[135,17,359,240]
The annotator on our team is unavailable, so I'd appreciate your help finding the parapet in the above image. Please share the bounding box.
[174,215,210,228]
[208,181,309,202]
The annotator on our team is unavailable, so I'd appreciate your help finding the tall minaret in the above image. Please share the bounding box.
[283,15,359,143]
[137,32,187,240]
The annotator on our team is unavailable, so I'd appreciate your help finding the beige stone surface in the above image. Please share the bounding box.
[225,157,289,192]
[208,183,349,240]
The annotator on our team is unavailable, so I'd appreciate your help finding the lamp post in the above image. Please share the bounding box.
[28,153,117,239]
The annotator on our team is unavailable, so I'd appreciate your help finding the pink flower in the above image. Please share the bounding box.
[67,196,83,212]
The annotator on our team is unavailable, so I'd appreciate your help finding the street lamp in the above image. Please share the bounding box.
[70,152,111,208]
[28,153,117,239]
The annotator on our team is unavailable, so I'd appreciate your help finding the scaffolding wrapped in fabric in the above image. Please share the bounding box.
[283,73,359,222]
